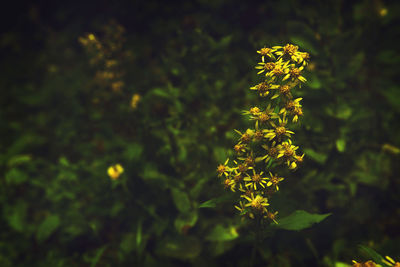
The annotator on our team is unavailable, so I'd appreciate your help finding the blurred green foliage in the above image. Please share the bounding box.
[0,0,399,266]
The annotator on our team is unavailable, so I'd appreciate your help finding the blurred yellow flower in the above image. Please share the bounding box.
[131,93,141,109]
[108,164,124,180]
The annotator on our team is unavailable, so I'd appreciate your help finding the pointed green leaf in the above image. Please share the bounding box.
[36,215,60,242]
[199,194,232,208]
[156,236,201,260]
[336,139,346,152]
[275,210,330,231]
[5,168,28,185]
[206,225,239,241]
[358,245,386,266]
[171,188,191,213]
[90,246,107,267]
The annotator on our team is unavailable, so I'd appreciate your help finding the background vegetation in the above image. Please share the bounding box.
[0,0,399,266]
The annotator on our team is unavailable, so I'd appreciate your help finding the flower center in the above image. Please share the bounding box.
[273,66,284,75]
[289,68,301,78]
[256,82,269,93]
[280,85,290,95]
[258,113,270,123]
[217,165,226,175]
[241,133,251,143]
[284,148,294,157]
[252,174,261,183]
[254,130,264,141]
[275,126,286,136]
[260,48,271,56]
[238,164,248,173]
[269,147,278,157]
[264,62,275,71]
[283,44,298,56]
[250,107,260,115]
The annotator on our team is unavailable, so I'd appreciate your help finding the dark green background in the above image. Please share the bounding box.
[1,0,399,266]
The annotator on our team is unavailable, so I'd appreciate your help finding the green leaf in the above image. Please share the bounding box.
[206,225,239,241]
[150,88,171,99]
[59,156,69,166]
[124,143,143,162]
[214,147,228,163]
[6,202,27,232]
[336,139,346,152]
[290,36,317,55]
[36,215,61,242]
[90,246,107,267]
[199,194,232,208]
[140,164,169,189]
[174,211,198,233]
[358,245,386,266]
[5,168,28,185]
[136,221,142,246]
[7,154,32,167]
[275,210,330,231]
[156,236,201,260]
[381,86,400,112]
[303,148,328,164]
[171,188,191,213]
[120,233,136,253]
[308,74,321,89]
[198,200,217,208]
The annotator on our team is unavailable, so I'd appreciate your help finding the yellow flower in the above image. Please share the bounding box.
[260,141,279,163]
[234,129,254,144]
[111,80,124,92]
[382,256,400,267]
[244,169,268,190]
[223,177,236,192]
[263,116,294,141]
[244,193,269,214]
[277,139,300,168]
[257,47,273,62]
[131,93,141,109]
[108,164,124,180]
[216,158,231,177]
[266,172,284,191]
[249,81,278,97]
[265,211,278,224]
[351,260,378,267]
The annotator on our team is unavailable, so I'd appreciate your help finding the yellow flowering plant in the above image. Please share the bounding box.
[217,44,310,223]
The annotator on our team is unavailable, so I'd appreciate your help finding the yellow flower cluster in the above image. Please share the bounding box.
[78,21,126,93]
[352,255,400,267]
[217,44,309,222]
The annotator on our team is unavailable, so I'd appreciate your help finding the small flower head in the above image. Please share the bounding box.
[217,158,230,177]
[131,93,141,109]
[244,169,268,190]
[264,116,294,141]
[283,44,298,57]
[250,81,271,96]
[244,193,269,213]
[234,172,244,183]
[279,84,292,98]
[257,47,273,62]
[234,144,246,154]
[250,106,261,115]
[267,172,284,191]
[223,178,236,192]
[108,164,124,180]
[266,211,278,224]
[237,163,249,174]
[253,130,264,141]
